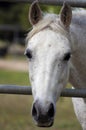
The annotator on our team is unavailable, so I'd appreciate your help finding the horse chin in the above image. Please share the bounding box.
[35,120,54,127]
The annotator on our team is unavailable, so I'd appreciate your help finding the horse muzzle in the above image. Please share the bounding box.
[32,99,55,127]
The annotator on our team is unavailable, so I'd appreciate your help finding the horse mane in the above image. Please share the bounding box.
[26,13,69,42]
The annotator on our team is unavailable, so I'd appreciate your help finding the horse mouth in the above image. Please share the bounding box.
[37,122,53,127]
[32,100,55,127]
[34,118,54,127]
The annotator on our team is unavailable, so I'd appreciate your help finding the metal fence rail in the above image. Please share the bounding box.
[0,0,86,7]
[0,85,86,98]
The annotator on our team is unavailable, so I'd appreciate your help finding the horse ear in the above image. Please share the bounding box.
[60,2,72,28]
[29,0,42,25]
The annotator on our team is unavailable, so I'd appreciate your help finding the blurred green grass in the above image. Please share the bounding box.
[0,69,29,85]
[0,69,81,130]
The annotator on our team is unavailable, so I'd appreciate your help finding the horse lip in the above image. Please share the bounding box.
[37,121,54,127]
[34,119,54,127]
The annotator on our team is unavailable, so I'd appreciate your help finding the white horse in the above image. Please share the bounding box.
[25,1,86,129]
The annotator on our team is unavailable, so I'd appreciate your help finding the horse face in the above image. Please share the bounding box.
[25,29,71,127]
[25,1,72,127]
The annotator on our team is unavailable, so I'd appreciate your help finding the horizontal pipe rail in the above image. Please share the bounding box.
[0,0,86,7]
[0,85,86,98]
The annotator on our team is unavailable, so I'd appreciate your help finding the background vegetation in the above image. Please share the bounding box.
[0,2,61,32]
[0,2,61,46]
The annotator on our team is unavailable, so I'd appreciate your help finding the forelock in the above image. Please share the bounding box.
[26,13,69,42]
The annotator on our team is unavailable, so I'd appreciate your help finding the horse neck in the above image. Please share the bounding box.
[70,10,86,55]
[69,20,86,88]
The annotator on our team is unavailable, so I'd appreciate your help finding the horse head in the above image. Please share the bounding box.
[25,1,72,127]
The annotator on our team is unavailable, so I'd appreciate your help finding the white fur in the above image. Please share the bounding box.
[72,97,86,130]
[26,9,86,129]
[28,29,70,103]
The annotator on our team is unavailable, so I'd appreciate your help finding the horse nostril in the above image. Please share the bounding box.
[32,103,38,118]
[32,101,55,123]
[47,103,55,118]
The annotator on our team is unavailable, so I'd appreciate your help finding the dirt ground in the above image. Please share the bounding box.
[0,58,28,72]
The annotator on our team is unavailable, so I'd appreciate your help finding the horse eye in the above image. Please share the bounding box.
[25,49,32,59]
[63,52,71,61]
